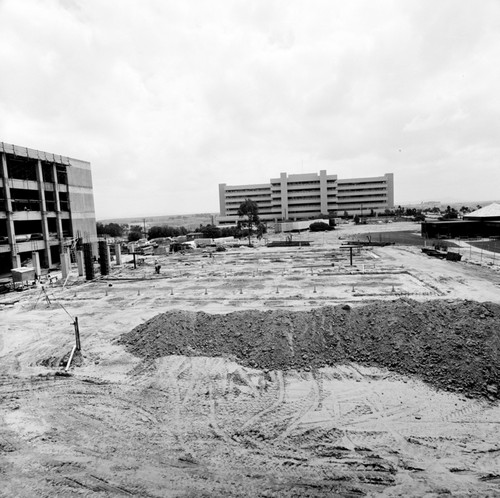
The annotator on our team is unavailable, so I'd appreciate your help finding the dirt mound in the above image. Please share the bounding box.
[117,299,499,400]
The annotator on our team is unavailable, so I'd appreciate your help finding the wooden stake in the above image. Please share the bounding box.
[74,317,81,351]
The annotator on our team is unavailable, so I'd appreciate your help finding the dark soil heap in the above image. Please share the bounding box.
[117,299,499,400]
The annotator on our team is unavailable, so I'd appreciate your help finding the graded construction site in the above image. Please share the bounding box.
[1,223,500,497]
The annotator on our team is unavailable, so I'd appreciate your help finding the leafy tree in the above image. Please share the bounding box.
[220,226,239,237]
[256,223,267,240]
[237,199,261,246]
[404,208,418,216]
[198,224,221,239]
[148,226,166,239]
[442,206,458,220]
[147,225,188,239]
[96,222,124,238]
[128,225,143,242]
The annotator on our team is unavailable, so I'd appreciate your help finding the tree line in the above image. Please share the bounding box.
[97,200,481,241]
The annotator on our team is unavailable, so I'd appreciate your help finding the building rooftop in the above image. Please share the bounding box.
[464,203,500,219]
[1,141,72,165]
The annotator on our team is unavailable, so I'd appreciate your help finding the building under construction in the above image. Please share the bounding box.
[0,142,97,274]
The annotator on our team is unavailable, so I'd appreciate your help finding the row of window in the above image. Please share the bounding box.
[5,200,70,212]
[337,200,386,206]
[338,181,387,187]
[225,189,269,194]
[271,181,320,187]
[226,187,389,200]
[2,156,68,185]
[226,195,387,208]
[225,199,270,205]
[338,188,388,194]
[337,196,388,202]
[288,204,321,209]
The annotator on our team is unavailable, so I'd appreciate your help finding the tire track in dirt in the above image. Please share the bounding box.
[207,380,236,445]
[240,369,285,431]
[278,371,321,440]
[63,474,137,496]
[441,401,490,423]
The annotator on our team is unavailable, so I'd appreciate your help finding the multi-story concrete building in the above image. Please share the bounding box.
[0,142,97,273]
[218,171,394,224]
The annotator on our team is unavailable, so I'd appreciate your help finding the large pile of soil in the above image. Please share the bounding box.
[117,299,499,400]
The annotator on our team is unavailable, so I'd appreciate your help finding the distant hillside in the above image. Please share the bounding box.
[98,213,218,230]
[401,200,500,210]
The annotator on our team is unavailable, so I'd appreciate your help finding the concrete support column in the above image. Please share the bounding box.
[60,250,70,279]
[98,241,111,276]
[114,243,122,265]
[385,173,394,209]
[11,254,21,269]
[31,251,41,277]
[36,159,52,268]
[280,172,288,220]
[1,152,18,269]
[52,163,64,244]
[83,243,95,280]
[76,250,84,276]
[319,169,328,216]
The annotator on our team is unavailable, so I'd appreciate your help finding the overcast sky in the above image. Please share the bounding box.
[1,0,499,219]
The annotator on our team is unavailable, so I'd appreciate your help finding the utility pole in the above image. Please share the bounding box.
[143,218,147,237]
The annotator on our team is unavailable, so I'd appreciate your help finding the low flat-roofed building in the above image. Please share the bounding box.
[0,142,97,273]
[218,171,394,224]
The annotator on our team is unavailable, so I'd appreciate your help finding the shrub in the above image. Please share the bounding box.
[309,222,333,232]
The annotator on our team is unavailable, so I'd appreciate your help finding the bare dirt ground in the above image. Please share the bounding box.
[1,221,500,497]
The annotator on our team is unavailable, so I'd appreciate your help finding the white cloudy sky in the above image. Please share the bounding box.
[1,0,499,219]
